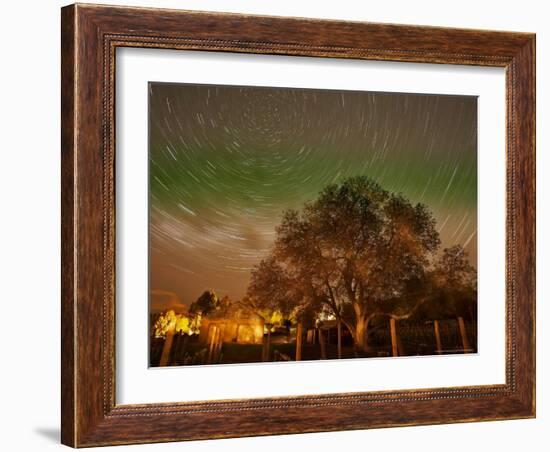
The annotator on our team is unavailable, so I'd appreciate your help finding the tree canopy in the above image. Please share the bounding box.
[415,245,477,322]
[247,176,476,352]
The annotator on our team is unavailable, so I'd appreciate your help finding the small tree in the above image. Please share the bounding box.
[153,310,177,338]
[189,290,219,317]
[416,245,477,321]
[153,310,195,337]
[246,256,307,323]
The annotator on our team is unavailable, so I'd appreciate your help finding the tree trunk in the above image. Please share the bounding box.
[295,322,303,361]
[353,315,371,353]
[389,318,399,357]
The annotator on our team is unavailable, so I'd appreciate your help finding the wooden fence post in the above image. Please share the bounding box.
[337,319,342,359]
[296,322,303,361]
[390,318,399,357]
[434,320,442,354]
[235,324,241,343]
[181,333,189,359]
[266,329,271,361]
[207,326,213,364]
[159,329,175,366]
[457,316,471,352]
[207,325,218,364]
[318,327,327,360]
[215,327,223,362]
[262,328,271,361]
[217,327,222,362]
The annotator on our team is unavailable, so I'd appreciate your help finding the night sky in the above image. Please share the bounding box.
[149,83,477,311]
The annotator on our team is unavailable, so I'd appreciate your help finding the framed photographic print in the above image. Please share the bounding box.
[61,3,535,447]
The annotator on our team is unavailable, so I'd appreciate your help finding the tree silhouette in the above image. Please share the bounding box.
[254,176,444,352]
[189,290,219,317]
[415,245,477,322]
[246,256,307,323]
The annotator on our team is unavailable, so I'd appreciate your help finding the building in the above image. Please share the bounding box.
[198,309,265,345]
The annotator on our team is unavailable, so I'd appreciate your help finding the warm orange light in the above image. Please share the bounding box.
[154,310,200,338]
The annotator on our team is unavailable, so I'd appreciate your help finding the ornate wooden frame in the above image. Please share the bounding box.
[61,3,535,447]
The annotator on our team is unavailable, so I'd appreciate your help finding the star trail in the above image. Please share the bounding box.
[149,82,477,310]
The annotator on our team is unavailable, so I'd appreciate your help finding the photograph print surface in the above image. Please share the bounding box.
[148,82,478,367]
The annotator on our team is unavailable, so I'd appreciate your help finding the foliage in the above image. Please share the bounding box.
[189,290,219,316]
[153,309,199,338]
[247,176,476,351]
[414,245,477,321]
[246,256,310,325]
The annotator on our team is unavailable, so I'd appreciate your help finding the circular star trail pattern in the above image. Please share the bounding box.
[149,83,477,309]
